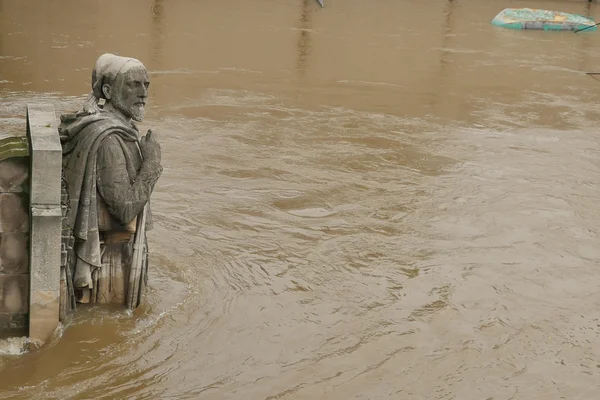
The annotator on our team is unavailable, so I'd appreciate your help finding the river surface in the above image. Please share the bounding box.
[2,0,600,398]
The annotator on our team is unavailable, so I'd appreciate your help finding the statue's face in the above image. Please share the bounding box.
[110,67,150,122]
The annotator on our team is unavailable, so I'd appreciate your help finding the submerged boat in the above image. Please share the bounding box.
[491,8,597,31]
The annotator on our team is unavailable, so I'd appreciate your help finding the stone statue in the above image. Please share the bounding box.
[58,53,162,311]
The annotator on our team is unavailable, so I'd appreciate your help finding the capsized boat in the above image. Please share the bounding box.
[491,8,597,31]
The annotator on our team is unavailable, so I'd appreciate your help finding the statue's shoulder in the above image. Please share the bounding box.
[98,133,126,152]
[96,133,136,166]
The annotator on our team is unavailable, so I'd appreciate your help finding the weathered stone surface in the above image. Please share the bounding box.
[0,193,28,233]
[0,233,28,274]
[28,104,62,206]
[0,157,29,193]
[0,274,28,315]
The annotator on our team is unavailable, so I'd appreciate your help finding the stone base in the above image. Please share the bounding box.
[29,290,59,344]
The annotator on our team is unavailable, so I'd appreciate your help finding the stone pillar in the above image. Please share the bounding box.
[27,104,62,344]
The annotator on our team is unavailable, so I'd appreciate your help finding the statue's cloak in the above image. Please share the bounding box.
[59,112,139,285]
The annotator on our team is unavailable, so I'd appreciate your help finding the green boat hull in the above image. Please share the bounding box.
[492,8,597,31]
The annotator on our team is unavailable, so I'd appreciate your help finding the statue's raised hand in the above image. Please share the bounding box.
[140,129,161,164]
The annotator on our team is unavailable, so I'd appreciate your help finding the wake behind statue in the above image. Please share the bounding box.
[59,53,162,314]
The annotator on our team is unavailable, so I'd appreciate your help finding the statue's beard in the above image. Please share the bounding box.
[112,97,145,122]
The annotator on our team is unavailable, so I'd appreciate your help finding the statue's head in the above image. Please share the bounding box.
[83,53,150,122]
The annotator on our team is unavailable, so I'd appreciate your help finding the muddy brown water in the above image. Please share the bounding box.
[2,0,600,398]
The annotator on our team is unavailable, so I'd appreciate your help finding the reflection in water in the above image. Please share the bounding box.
[578,0,596,71]
[427,0,456,114]
[3,0,600,399]
[440,0,454,70]
[585,0,592,17]
[150,0,164,66]
[296,0,312,81]
[435,0,455,106]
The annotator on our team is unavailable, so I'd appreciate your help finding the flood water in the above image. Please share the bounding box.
[2,0,600,398]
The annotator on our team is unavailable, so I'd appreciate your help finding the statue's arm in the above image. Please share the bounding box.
[96,135,162,224]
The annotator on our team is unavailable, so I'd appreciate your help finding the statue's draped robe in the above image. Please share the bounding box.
[59,111,162,306]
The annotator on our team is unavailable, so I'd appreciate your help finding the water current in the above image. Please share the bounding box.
[2,0,600,398]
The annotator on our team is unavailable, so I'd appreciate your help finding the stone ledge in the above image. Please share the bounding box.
[31,204,62,217]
